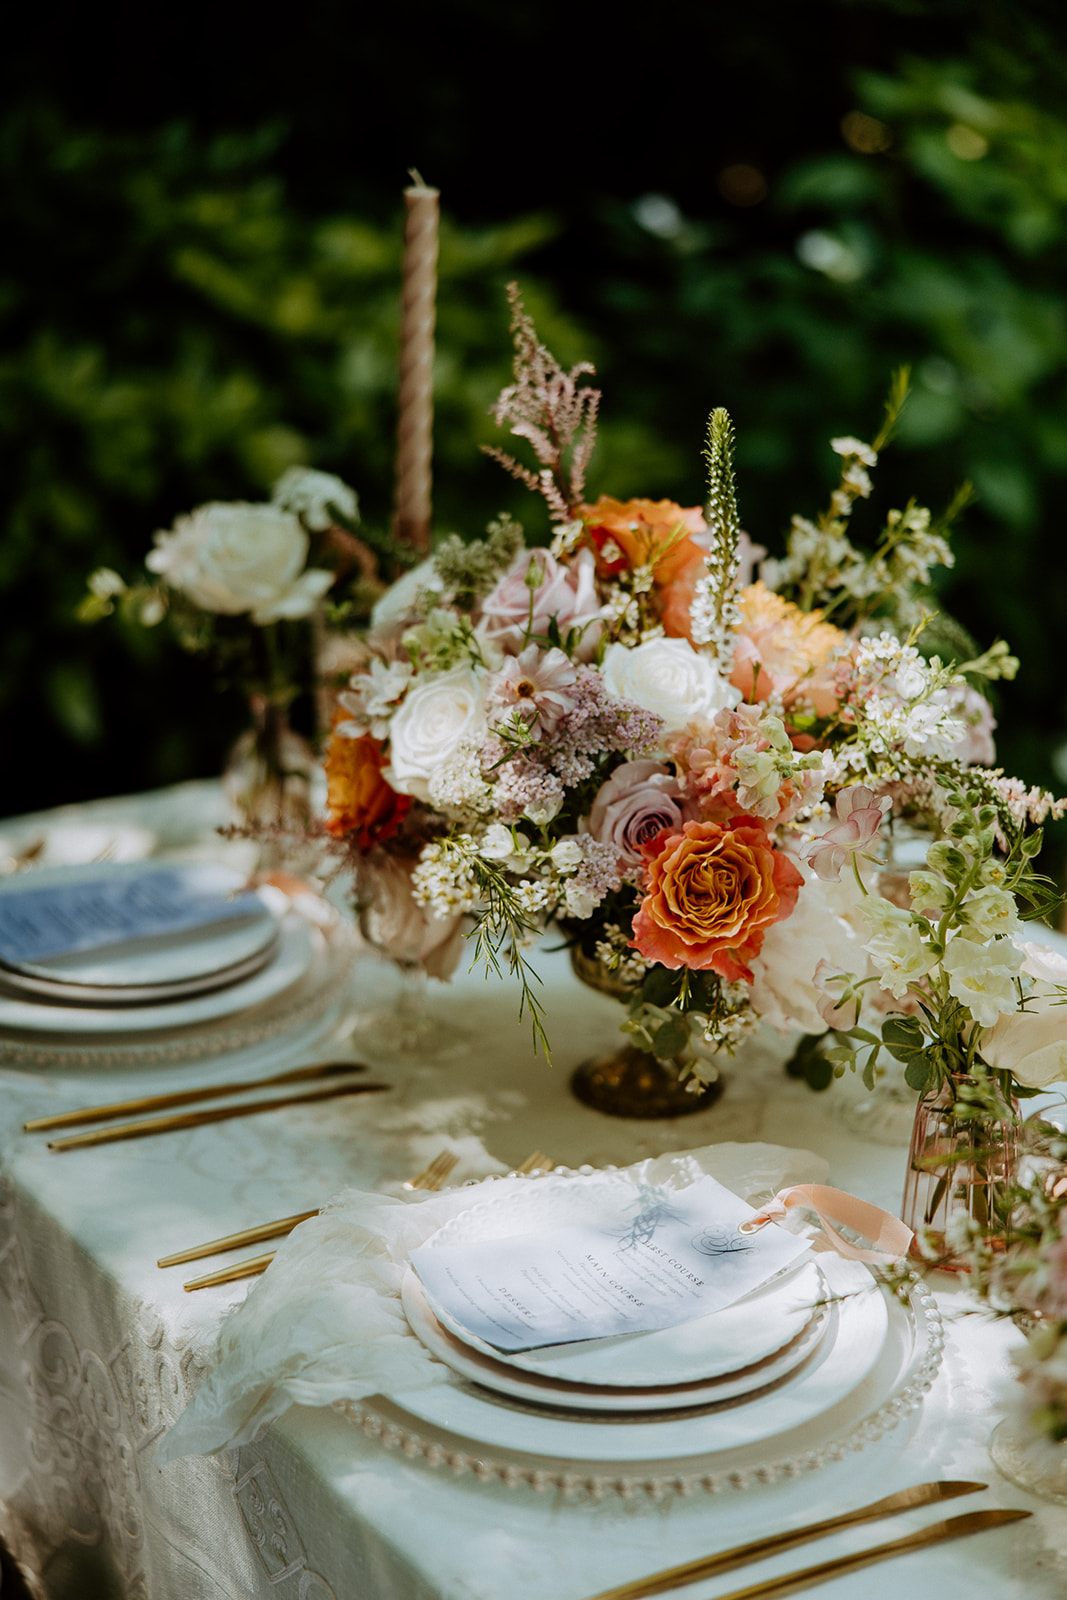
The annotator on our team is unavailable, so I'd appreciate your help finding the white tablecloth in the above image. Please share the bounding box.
[1,785,1066,1600]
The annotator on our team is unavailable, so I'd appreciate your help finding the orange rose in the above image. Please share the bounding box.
[579,496,711,644]
[631,818,803,982]
[580,497,706,582]
[324,729,410,848]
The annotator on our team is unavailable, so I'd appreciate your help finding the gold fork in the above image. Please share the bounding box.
[178,1147,467,1291]
[404,1149,460,1191]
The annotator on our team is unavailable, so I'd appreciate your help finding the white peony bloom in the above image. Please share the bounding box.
[750,860,868,1034]
[386,665,488,801]
[147,503,334,623]
[983,941,1067,1087]
[272,467,358,530]
[942,933,1023,1029]
[600,638,740,736]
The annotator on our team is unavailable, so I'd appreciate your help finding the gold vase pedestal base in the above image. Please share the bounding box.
[570,1044,723,1120]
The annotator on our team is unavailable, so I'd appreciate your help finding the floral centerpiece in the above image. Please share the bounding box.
[324,286,1065,1136]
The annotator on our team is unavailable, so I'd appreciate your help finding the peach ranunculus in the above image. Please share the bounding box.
[324,728,410,848]
[631,817,804,982]
[731,582,845,716]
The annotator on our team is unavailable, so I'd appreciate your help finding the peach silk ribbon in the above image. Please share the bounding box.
[741,1184,914,1265]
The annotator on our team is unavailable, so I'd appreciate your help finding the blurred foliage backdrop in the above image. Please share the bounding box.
[5,0,1067,831]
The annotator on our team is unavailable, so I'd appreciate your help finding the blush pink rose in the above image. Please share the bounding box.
[479,548,602,658]
[632,817,804,983]
[588,760,687,867]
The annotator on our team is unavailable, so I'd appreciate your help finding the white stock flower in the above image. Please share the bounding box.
[386,665,488,801]
[942,933,1023,1028]
[147,503,333,622]
[338,659,413,739]
[549,837,584,871]
[862,899,936,999]
[272,467,358,530]
[600,638,739,736]
[959,885,1022,942]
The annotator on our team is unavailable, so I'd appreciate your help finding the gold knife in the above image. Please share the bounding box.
[585,1482,993,1600]
[701,1510,1030,1600]
[24,1059,370,1133]
[47,1081,390,1151]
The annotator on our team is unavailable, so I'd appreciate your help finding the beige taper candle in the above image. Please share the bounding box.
[395,176,439,553]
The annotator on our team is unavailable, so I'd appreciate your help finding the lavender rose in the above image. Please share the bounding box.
[588,760,686,867]
[479,548,602,658]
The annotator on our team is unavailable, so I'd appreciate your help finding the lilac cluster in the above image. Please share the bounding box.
[547,668,663,787]
[492,760,566,825]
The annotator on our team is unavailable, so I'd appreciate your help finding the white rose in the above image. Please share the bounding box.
[147,503,333,623]
[272,467,359,530]
[370,559,443,632]
[386,666,487,801]
[983,941,1067,1087]
[600,638,740,736]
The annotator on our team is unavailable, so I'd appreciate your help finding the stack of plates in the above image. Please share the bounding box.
[355,1173,944,1498]
[0,861,350,1067]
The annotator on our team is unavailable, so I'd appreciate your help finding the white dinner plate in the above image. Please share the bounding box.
[0,861,278,985]
[390,1255,887,1458]
[0,915,314,1035]
[403,1267,831,1414]
[414,1172,818,1387]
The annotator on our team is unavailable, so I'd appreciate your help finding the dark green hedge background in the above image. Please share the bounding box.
[5,0,1067,834]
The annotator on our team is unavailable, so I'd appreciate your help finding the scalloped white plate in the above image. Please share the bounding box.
[415,1172,819,1386]
[403,1267,831,1413]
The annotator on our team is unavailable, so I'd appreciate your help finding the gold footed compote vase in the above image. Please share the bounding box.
[568,948,724,1119]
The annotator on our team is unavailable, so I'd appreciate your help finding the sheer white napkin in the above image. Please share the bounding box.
[159,1140,828,1463]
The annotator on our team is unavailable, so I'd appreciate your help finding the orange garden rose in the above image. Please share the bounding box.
[580,497,708,621]
[324,728,410,848]
[631,818,803,982]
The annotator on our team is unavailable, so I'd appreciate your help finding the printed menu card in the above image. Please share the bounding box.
[0,863,265,965]
[411,1175,811,1351]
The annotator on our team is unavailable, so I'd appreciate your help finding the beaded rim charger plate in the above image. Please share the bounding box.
[0,915,354,1069]
[339,1270,943,1500]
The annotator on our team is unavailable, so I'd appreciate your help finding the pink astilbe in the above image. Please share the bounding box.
[802,785,892,881]
[483,283,601,522]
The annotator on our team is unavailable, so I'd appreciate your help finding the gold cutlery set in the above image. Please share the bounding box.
[23,1066,553,1291]
[585,1481,1027,1600]
[23,1058,388,1150]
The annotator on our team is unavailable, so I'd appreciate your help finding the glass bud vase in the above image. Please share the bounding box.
[223,695,317,871]
[568,947,724,1119]
[901,1073,1019,1267]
